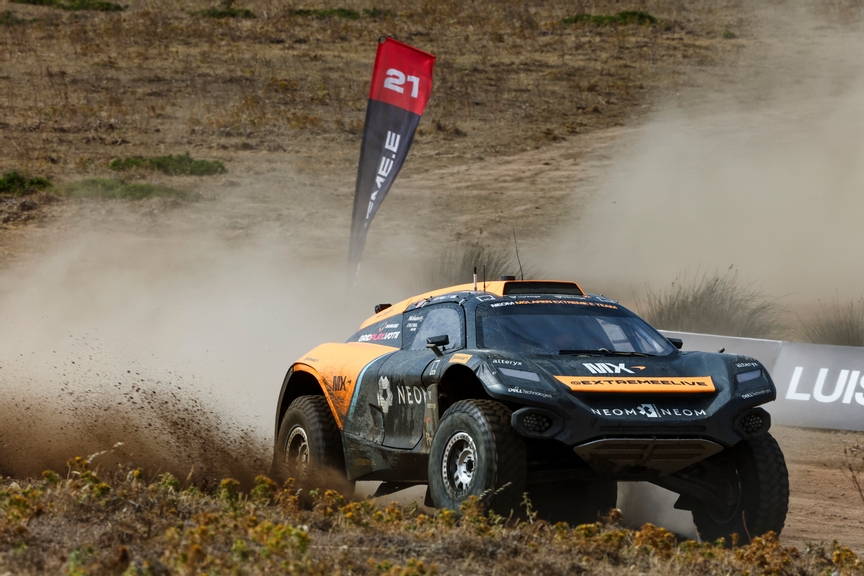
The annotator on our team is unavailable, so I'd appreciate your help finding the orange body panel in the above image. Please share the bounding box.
[293,342,395,428]
[556,375,716,393]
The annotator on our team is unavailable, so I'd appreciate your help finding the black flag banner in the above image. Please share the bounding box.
[348,37,435,276]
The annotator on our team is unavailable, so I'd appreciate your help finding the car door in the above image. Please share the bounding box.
[376,303,466,450]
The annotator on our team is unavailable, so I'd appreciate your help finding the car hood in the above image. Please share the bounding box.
[489,351,735,394]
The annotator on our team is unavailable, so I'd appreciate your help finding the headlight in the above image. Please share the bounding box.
[498,367,540,382]
[735,369,762,384]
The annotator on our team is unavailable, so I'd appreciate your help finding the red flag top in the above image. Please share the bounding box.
[368,38,435,115]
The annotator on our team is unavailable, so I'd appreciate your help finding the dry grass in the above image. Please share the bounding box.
[0,0,749,182]
[797,298,864,347]
[1,459,862,575]
[845,442,864,509]
[638,270,787,339]
[414,241,544,293]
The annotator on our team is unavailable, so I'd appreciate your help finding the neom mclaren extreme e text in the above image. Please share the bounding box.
[272,279,789,543]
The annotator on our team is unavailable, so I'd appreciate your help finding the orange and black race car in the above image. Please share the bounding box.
[272,279,788,543]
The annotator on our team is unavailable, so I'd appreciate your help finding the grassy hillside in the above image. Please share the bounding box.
[0,0,745,180]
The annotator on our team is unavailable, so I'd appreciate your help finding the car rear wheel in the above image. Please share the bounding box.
[427,399,526,515]
[274,396,348,490]
[528,479,618,525]
[691,433,788,545]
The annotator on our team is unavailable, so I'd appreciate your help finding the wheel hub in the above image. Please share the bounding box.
[285,426,310,478]
[442,432,477,497]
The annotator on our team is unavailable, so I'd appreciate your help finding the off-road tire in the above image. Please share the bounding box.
[691,432,788,545]
[274,396,346,488]
[528,479,618,525]
[427,399,527,515]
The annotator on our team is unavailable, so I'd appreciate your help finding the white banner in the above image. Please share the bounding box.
[661,331,864,432]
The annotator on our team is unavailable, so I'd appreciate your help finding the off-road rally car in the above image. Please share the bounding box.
[272,279,789,543]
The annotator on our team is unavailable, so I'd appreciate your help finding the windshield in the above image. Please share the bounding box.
[476,301,675,356]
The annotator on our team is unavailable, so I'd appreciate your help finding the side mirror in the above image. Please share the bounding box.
[426,335,450,357]
[667,337,683,350]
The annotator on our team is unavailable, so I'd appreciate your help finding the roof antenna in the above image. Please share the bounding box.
[512,228,524,280]
[473,266,477,291]
[483,264,486,291]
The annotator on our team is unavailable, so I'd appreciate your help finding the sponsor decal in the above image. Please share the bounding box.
[432,294,460,301]
[736,362,760,369]
[516,299,618,310]
[377,376,393,415]
[330,375,349,392]
[302,357,319,363]
[490,301,515,308]
[475,295,496,302]
[507,386,553,399]
[558,375,716,393]
[383,323,399,329]
[429,359,441,376]
[449,353,473,364]
[785,367,864,404]
[582,362,646,374]
[589,403,708,418]
[359,331,400,342]
[397,385,428,405]
[741,387,772,400]
[407,315,423,322]
[491,359,524,367]
[406,323,418,331]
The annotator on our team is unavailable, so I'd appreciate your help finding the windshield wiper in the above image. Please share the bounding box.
[559,348,651,357]
[559,349,609,356]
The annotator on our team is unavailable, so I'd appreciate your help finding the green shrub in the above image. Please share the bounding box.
[562,11,657,26]
[62,178,194,201]
[10,0,125,12]
[109,152,226,176]
[0,10,25,25]
[191,0,254,18]
[798,298,864,347]
[0,171,51,195]
[638,271,786,339]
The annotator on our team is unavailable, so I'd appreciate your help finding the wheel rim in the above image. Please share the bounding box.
[285,425,310,478]
[442,432,477,498]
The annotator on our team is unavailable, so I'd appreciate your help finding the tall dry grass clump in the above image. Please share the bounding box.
[797,298,864,346]
[638,271,786,339]
[415,242,543,292]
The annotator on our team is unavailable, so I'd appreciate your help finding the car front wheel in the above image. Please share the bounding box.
[691,432,789,545]
[427,399,526,515]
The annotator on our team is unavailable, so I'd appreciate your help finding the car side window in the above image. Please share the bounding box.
[403,305,464,351]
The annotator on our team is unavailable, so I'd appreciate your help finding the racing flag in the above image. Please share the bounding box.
[348,37,436,276]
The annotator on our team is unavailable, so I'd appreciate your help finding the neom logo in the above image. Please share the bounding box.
[785,367,864,404]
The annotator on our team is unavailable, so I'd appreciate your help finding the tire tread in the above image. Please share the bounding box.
[433,399,527,513]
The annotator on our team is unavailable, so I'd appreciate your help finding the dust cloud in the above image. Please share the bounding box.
[0,222,393,481]
[548,3,864,309]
